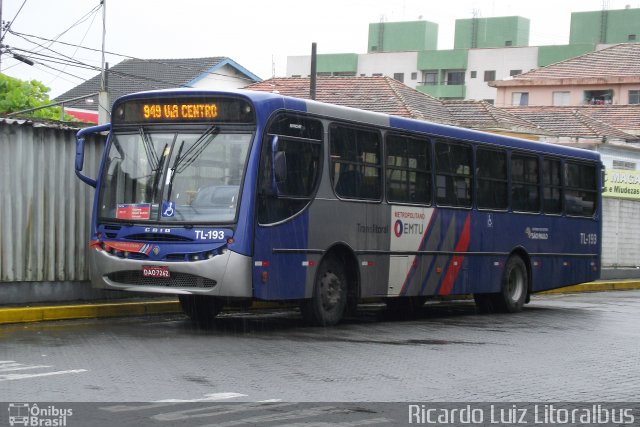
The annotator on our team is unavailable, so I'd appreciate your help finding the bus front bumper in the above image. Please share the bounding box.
[88,248,253,298]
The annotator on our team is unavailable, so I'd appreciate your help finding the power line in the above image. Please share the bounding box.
[0,0,28,43]
[8,29,259,83]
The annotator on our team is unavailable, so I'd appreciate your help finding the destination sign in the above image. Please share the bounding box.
[113,96,255,124]
[142,103,219,120]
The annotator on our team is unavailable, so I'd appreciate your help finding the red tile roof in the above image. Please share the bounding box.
[245,76,456,125]
[442,100,545,135]
[502,106,638,140]
[247,76,638,141]
[492,43,640,86]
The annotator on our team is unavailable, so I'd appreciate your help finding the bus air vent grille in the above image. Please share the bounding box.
[125,233,193,242]
[107,271,217,288]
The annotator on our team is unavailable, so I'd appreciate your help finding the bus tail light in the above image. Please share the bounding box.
[261,271,268,283]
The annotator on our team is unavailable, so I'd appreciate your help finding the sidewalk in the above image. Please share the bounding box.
[1,280,639,325]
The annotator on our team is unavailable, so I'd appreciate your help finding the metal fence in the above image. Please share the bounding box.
[0,119,104,282]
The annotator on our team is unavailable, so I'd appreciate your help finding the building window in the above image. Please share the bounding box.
[422,71,438,85]
[511,92,529,106]
[629,90,640,104]
[483,99,495,105]
[372,73,383,77]
[445,70,465,86]
[612,160,637,170]
[470,71,477,79]
[317,72,332,77]
[393,73,405,83]
[553,91,571,106]
[411,72,418,80]
[505,40,513,46]
[509,69,522,77]
[333,72,356,77]
[629,34,637,41]
[483,70,496,82]
[584,89,613,105]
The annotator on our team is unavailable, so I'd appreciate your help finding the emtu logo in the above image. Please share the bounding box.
[394,220,404,237]
[394,219,424,237]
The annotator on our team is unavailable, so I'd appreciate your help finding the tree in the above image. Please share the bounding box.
[0,73,74,121]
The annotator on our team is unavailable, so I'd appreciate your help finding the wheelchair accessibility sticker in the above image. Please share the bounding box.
[161,201,175,218]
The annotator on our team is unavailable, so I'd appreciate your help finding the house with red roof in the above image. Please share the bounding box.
[490,43,640,107]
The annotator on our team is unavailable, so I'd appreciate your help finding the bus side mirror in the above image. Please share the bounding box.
[271,136,287,194]
[75,124,111,188]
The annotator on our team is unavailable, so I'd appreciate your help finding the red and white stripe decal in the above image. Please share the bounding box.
[438,214,471,296]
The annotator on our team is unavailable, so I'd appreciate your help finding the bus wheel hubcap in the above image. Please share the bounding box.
[320,272,341,310]
[507,268,524,302]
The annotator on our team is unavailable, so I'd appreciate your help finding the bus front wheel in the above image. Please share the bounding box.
[179,295,223,326]
[300,257,348,326]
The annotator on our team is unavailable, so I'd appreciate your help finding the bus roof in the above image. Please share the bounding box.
[116,88,601,163]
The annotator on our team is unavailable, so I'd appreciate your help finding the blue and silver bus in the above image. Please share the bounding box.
[75,89,602,325]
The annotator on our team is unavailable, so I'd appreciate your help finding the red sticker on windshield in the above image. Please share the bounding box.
[117,203,151,220]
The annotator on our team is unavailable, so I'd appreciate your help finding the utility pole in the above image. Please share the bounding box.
[1,0,4,71]
[98,0,110,124]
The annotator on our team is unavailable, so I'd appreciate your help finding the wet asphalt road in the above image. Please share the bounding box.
[1,290,639,410]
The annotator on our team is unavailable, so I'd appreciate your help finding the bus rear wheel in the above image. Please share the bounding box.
[499,255,528,313]
[179,295,223,326]
[474,255,528,314]
[300,257,348,326]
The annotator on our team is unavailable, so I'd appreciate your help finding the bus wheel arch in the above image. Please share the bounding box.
[300,244,359,325]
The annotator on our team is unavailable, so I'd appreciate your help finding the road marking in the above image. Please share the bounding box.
[200,406,349,427]
[0,364,52,372]
[0,369,88,382]
[155,392,247,403]
[278,420,393,427]
[152,402,295,422]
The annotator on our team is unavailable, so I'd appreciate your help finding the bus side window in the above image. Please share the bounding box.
[511,153,540,213]
[434,140,472,207]
[543,157,562,214]
[257,114,323,224]
[476,148,507,210]
[386,134,431,204]
[330,124,381,200]
[564,161,597,216]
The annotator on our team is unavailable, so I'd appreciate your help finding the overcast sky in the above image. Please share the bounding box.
[2,0,639,98]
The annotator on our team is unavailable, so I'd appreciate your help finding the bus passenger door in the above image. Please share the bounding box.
[254,130,323,301]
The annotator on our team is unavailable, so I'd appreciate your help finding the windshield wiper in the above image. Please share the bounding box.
[174,125,219,174]
[139,127,159,170]
[166,139,185,201]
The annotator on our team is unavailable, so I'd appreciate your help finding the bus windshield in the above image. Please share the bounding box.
[97,128,252,224]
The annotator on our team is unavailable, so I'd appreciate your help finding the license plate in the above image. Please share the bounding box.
[142,265,170,278]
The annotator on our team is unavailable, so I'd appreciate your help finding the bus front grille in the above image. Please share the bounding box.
[107,271,217,289]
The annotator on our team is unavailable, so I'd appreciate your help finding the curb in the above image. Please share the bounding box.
[540,280,640,294]
[0,300,181,325]
[1,281,639,325]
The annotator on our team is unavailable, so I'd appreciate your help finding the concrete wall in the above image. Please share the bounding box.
[570,8,640,44]
[466,46,538,102]
[368,20,438,53]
